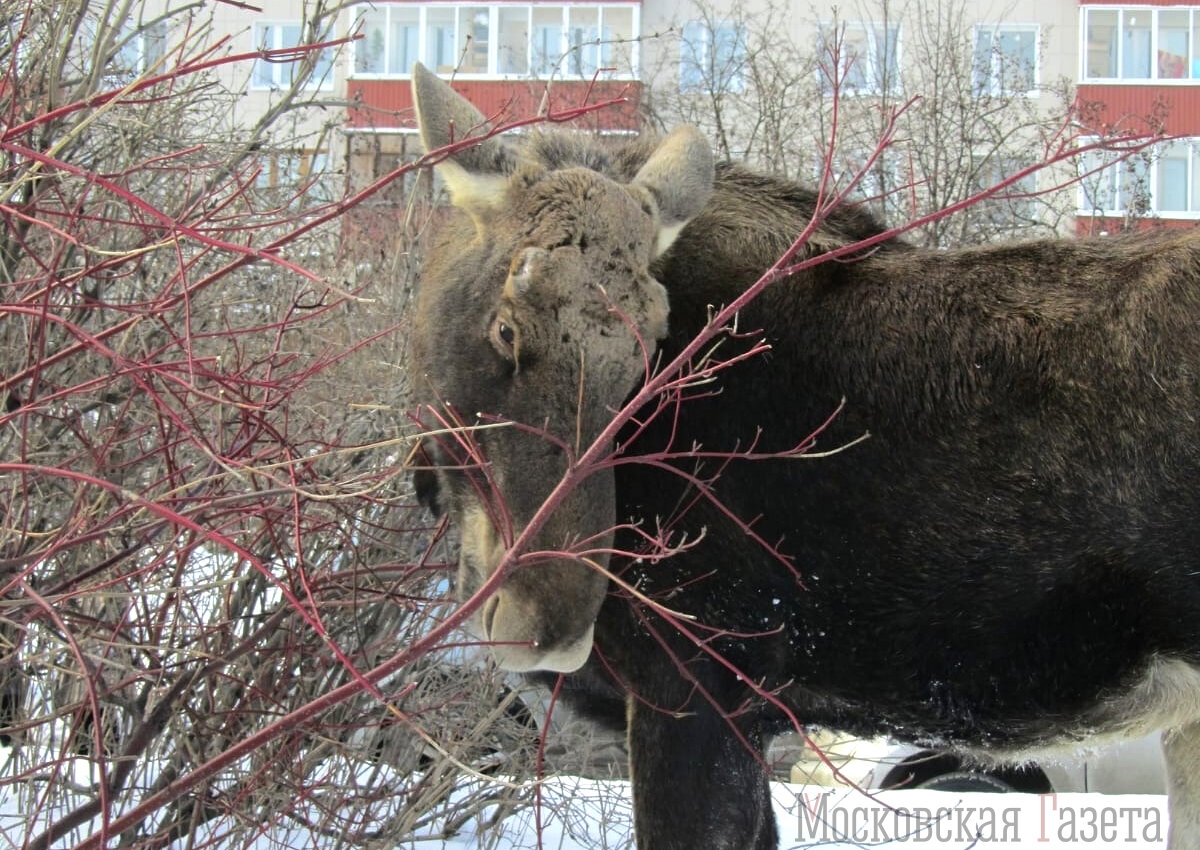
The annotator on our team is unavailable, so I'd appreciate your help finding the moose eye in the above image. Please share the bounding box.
[490,316,518,361]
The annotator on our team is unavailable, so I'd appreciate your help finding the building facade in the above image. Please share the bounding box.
[122,0,1200,234]
[1077,1,1200,228]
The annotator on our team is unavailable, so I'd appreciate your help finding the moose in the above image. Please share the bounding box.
[407,64,1200,850]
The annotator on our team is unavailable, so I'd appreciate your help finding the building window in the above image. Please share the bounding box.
[349,4,639,79]
[973,24,1038,95]
[817,22,901,96]
[531,7,563,76]
[679,20,746,94]
[75,16,168,81]
[253,23,334,89]
[114,20,168,75]
[1082,6,1200,81]
[830,149,903,203]
[566,6,620,78]
[499,6,530,74]
[255,149,337,205]
[457,7,491,74]
[356,6,418,74]
[1074,141,1200,216]
[970,155,1039,221]
[427,8,458,72]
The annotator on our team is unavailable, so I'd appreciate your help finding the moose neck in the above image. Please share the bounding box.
[647,164,909,450]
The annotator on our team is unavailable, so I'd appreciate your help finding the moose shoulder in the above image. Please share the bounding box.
[408,64,1200,850]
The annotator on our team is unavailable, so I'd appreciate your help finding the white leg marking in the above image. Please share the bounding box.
[1166,723,1200,850]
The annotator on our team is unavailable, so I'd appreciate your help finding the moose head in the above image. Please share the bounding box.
[409,65,714,672]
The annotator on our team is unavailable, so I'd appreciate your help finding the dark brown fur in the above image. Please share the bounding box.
[409,65,1200,850]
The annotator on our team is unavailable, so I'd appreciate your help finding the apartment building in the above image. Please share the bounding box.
[1078,2,1200,227]
[342,1,644,204]
[116,0,1200,232]
[110,1,346,204]
[332,0,1095,236]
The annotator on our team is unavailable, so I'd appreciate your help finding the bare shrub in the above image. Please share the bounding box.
[643,0,1085,246]
[0,3,580,848]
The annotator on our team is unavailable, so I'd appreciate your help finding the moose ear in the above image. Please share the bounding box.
[412,63,514,214]
[632,127,714,257]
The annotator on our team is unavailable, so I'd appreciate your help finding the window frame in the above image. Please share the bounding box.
[114,19,169,75]
[972,23,1040,96]
[348,3,640,80]
[816,20,902,97]
[1076,139,1200,218]
[829,147,906,204]
[252,21,335,91]
[255,148,337,205]
[1080,5,1200,83]
[968,153,1040,221]
[678,19,748,94]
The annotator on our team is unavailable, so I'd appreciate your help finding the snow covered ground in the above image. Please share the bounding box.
[410,777,1169,849]
[1,752,1167,849]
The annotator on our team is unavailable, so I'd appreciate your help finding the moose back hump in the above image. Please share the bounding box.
[408,64,1200,850]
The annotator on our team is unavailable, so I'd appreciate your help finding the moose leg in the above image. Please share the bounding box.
[628,697,777,850]
[1165,723,1200,850]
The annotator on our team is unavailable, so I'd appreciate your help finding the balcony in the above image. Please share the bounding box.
[347,77,643,132]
